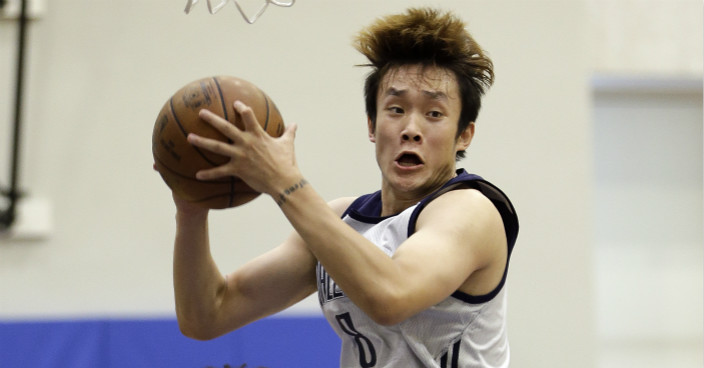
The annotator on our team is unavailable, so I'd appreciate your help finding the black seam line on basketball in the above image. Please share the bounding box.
[259,88,270,131]
[192,192,247,205]
[168,97,221,173]
[170,97,189,137]
[213,76,235,146]
[193,192,237,202]
[171,78,223,168]
[211,78,236,208]
[154,155,233,183]
[213,76,229,122]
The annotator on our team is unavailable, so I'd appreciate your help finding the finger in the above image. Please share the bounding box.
[284,123,299,166]
[278,122,298,144]
[187,133,240,157]
[194,166,236,181]
[233,100,264,134]
[283,122,298,138]
[198,109,243,140]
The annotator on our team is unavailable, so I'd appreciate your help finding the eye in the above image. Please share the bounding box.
[387,106,404,114]
[428,110,444,119]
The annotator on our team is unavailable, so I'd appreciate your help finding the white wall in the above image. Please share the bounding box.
[0,1,604,367]
[593,86,703,368]
[586,1,703,367]
[587,0,702,76]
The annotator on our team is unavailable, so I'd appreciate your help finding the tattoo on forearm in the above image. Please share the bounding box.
[276,178,309,206]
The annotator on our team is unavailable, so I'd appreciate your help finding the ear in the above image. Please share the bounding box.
[456,122,475,151]
[367,116,376,143]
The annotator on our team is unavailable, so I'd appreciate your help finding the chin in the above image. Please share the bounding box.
[388,173,430,193]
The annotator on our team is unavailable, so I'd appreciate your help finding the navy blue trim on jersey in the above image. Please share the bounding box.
[340,169,519,305]
[343,191,393,224]
[406,169,519,304]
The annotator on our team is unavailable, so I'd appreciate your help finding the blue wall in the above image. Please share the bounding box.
[0,316,340,368]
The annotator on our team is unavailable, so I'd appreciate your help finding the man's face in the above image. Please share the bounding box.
[369,64,473,198]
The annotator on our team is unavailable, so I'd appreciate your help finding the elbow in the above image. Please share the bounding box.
[363,293,410,326]
[178,323,212,341]
[369,310,404,327]
[177,317,221,341]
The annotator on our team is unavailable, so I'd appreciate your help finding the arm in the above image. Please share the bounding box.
[189,102,506,326]
[172,195,318,340]
[274,185,506,325]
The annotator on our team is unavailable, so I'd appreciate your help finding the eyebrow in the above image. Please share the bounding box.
[385,87,448,100]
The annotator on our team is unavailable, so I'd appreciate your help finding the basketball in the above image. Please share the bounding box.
[152,76,285,209]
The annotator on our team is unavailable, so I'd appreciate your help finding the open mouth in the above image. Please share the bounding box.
[395,153,424,167]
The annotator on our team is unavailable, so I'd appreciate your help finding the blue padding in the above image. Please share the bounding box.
[0,316,340,368]
[0,320,109,368]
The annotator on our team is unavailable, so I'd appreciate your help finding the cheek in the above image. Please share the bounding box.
[427,133,460,157]
[373,130,396,160]
[374,125,395,145]
[427,131,455,146]
[375,138,392,158]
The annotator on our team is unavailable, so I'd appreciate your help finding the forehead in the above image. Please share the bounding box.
[380,64,460,98]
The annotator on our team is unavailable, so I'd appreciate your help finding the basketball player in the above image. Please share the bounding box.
[172,7,518,367]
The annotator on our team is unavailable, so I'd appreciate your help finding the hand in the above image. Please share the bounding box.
[172,191,209,217]
[154,162,209,216]
[186,101,302,197]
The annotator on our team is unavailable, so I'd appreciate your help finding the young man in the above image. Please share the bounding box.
[172,7,518,368]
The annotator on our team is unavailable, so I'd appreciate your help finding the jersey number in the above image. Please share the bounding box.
[335,312,377,367]
[439,340,461,368]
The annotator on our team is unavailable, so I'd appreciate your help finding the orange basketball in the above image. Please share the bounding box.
[152,76,285,209]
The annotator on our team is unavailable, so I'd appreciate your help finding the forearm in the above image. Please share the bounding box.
[270,180,402,322]
[172,210,227,337]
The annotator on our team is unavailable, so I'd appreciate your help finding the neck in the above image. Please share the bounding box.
[379,169,458,216]
[379,192,419,217]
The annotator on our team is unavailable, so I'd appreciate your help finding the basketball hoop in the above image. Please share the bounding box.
[184,0,295,24]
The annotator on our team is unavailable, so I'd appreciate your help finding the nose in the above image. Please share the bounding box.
[401,116,422,143]
[402,133,421,142]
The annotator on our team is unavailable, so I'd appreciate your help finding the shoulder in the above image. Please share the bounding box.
[404,189,508,296]
[419,188,499,226]
[327,197,357,217]
[416,189,505,253]
[416,172,518,247]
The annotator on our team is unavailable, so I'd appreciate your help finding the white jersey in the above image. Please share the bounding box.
[317,170,519,368]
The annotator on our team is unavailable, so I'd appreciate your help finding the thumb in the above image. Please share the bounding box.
[283,122,298,139]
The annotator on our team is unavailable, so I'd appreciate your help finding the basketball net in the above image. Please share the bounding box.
[184,0,295,24]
